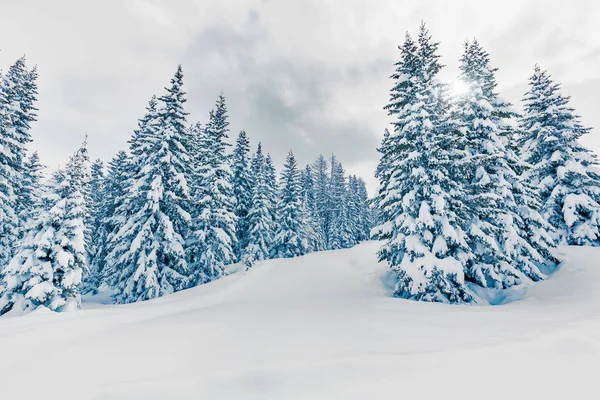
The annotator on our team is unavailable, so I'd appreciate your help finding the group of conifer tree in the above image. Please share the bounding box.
[0,60,373,314]
[373,23,600,303]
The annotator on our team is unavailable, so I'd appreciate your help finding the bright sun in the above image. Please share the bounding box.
[449,80,470,98]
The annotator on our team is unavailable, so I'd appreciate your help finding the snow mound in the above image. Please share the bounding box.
[1,242,599,399]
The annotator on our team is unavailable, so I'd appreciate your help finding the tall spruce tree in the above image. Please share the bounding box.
[372,25,474,303]
[231,130,253,259]
[272,151,307,258]
[187,94,237,284]
[521,66,600,246]
[0,141,89,315]
[0,57,38,268]
[454,40,553,287]
[103,67,191,304]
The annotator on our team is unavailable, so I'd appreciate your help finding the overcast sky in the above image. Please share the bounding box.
[1,0,600,193]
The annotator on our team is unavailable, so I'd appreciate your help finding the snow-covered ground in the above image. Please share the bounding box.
[1,242,599,399]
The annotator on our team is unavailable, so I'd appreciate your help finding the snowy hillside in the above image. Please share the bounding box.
[1,242,599,399]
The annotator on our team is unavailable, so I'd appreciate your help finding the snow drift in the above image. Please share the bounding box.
[0,242,599,399]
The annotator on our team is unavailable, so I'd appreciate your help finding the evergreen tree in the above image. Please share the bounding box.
[372,25,474,303]
[91,151,130,292]
[87,159,105,245]
[242,156,277,267]
[312,154,332,247]
[187,94,237,284]
[103,67,191,304]
[251,142,265,178]
[272,151,307,258]
[454,40,553,287]
[0,141,89,315]
[521,66,600,246]
[231,130,253,259]
[264,153,279,235]
[82,158,105,294]
[347,175,363,243]
[129,95,159,159]
[18,151,45,234]
[356,177,373,241]
[329,157,355,249]
[0,57,38,268]
[300,164,325,251]
[374,128,391,183]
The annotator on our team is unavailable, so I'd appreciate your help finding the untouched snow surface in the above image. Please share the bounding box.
[1,242,600,399]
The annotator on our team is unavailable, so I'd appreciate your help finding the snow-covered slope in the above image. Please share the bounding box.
[1,242,599,399]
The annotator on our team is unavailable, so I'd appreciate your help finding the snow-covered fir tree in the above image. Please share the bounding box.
[329,156,355,250]
[372,25,474,303]
[18,151,46,235]
[0,57,38,268]
[264,153,279,236]
[374,128,391,185]
[521,65,600,246]
[453,40,553,287]
[103,67,191,303]
[272,151,308,258]
[347,175,363,243]
[130,95,159,159]
[312,154,332,247]
[355,177,373,242]
[82,158,105,294]
[231,130,253,259]
[90,150,130,293]
[300,164,326,252]
[187,94,237,284]
[87,159,104,253]
[242,153,277,267]
[0,141,89,315]
[251,142,265,178]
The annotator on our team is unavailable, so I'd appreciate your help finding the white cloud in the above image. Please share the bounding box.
[1,0,600,193]
[129,0,171,26]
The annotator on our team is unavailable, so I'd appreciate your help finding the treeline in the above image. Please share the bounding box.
[373,24,600,303]
[0,60,373,315]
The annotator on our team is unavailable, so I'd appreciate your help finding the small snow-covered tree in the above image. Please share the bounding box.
[0,141,89,315]
[521,66,600,246]
[187,94,237,284]
[231,130,253,259]
[272,151,307,258]
[103,67,191,303]
[372,25,474,303]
